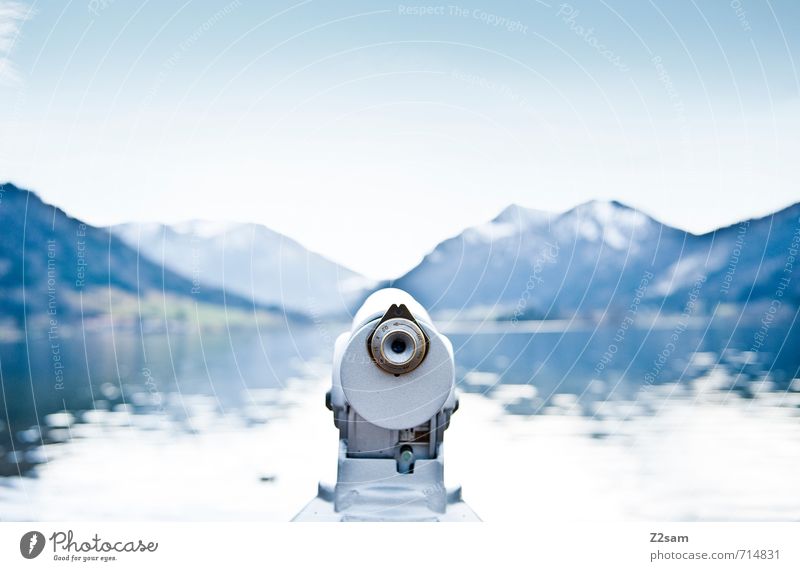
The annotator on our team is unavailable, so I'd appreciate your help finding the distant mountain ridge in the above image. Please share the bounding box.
[389,199,800,320]
[111,220,372,315]
[4,181,798,326]
[0,183,291,329]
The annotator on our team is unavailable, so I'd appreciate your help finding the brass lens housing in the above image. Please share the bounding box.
[369,317,427,374]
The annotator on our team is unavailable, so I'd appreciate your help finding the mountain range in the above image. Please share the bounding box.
[389,199,800,321]
[111,221,371,316]
[0,183,292,332]
[2,181,798,326]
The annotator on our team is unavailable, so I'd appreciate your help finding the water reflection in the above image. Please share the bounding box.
[448,317,800,416]
[0,322,334,476]
[1,317,799,520]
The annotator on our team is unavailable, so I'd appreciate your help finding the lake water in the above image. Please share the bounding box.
[1,316,799,521]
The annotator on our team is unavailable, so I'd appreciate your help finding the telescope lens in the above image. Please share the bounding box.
[391,337,407,354]
[382,330,416,366]
[369,317,427,374]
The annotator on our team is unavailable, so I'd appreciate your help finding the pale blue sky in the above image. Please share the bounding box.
[1,0,799,279]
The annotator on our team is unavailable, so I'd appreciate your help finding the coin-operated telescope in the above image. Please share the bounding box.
[294,288,479,521]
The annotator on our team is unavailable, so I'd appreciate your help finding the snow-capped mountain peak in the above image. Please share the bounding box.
[563,200,650,227]
[392,198,703,317]
[492,203,554,226]
[170,220,246,238]
[111,220,367,315]
[463,204,553,244]
[556,200,654,249]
